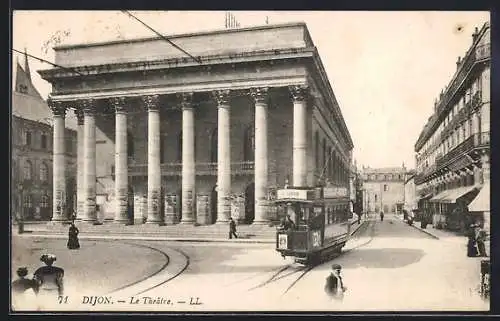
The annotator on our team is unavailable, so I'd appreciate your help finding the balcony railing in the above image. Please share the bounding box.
[436,131,489,169]
[128,161,255,177]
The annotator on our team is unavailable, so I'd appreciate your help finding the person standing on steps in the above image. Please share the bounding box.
[67,222,80,250]
[229,217,238,239]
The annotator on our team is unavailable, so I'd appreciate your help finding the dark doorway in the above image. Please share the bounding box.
[127,185,134,224]
[244,182,255,224]
[210,185,217,224]
[66,177,76,220]
[177,188,183,222]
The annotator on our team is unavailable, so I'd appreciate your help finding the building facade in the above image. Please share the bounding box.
[361,166,407,214]
[414,22,490,232]
[403,171,417,213]
[38,23,354,226]
[12,53,78,222]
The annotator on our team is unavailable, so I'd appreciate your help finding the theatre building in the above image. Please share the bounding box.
[38,23,354,226]
[414,22,490,233]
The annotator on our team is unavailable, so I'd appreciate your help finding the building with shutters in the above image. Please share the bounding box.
[12,51,78,222]
[414,22,490,232]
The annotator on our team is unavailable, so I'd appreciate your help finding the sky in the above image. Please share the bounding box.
[12,11,490,169]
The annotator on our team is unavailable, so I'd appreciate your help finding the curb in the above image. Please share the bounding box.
[396,216,440,240]
[17,233,276,244]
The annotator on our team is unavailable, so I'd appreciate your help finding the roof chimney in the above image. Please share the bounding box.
[456,56,461,68]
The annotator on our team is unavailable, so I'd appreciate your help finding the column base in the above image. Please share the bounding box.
[145,220,163,225]
[179,219,195,224]
[111,219,130,225]
[47,220,71,226]
[251,220,269,225]
[215,220,229,224]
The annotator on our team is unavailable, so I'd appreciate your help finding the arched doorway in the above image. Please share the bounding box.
[210,185,217,224]
[244,182,255,224]
[127,185,134,224]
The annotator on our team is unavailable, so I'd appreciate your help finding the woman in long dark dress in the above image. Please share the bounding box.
[467,224,477,257]
[67,223,80,250]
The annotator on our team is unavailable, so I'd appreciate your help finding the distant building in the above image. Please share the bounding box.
[361,166,407,214]
[403,170,417,213]
[414,22,490,232]
[11,51,78,222]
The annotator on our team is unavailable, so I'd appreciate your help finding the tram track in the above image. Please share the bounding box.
[106,241,190,297]
[247,219,377,296]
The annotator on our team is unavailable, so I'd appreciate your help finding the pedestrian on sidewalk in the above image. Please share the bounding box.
[324,264,347,301]
[67,222,80,250]
[379,211,384,222]
[467,224,478,257]
[475,224,488,257]
[228,217,238,239]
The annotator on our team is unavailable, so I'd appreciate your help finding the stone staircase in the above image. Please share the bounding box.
[24,221,277,240]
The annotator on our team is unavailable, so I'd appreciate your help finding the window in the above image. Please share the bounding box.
[243,125,255,162]
[384,184,388,191]
[40,195,50,208]
[23,194,33,208]
[39,163,49,182]
[25,131,32,146]
[127,131,134,158]
[41,133,47,149]
[374,194,377,202]
[210,128,217,163]
[315,131,320,168]
[177,131,183,162]
[23,161,32,180]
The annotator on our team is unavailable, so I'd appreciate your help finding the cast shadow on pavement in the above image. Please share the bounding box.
[335,248,425,269]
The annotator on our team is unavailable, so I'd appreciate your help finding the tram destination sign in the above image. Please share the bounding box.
[276,189,312,200]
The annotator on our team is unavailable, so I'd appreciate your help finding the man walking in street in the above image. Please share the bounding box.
[229,217,238,239]
[325,264,347,301]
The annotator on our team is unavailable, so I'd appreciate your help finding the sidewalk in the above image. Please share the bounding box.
[395,214,466,243]
[16,219,367,244]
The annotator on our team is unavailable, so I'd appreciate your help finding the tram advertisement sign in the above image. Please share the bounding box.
[323,187,348,198]
[276,189,311,200]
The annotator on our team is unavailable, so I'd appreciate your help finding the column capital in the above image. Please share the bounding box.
[47,98,66,117]
[288,85,309,102]
[250,87,269,104]
[81,98,96,116]
[212,90,231,107]
[142,95,160,111]
[74,108,84,125]
[111,96,128,113]
[178,92,194,110]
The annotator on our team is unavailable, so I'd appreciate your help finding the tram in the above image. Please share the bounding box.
[274,186,352,265]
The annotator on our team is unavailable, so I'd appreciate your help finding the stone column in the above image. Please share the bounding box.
[213,90,231,224]
[180,92,196,224]
[251,87,269,224]
[289,85,309,187]
[112,97,129,223]
[48,99,67,223]
[82,99,97,222]
[144,95,162,224]
[75,107,85,220]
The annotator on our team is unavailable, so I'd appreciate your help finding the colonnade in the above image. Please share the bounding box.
[48,85,310,224]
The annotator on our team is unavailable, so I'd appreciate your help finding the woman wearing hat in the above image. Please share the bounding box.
[12,267,38,310]
[324,264,347,300]
[33,254,65,309]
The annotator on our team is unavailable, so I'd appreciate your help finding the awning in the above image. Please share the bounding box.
[418,193,433,201]
[440,185,480,204]
[468,181,490,212]
[430,190,450,202]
